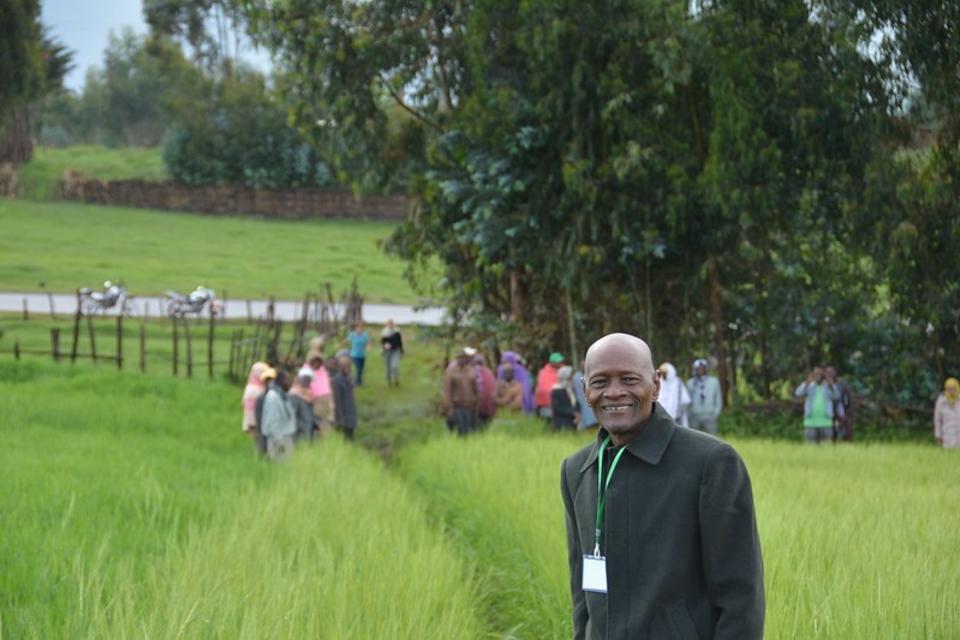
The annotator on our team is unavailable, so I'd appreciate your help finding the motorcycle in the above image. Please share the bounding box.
[165,286,220,318]
[78,281,136,316]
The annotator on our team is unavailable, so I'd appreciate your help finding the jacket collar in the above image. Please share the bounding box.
[578,403,676,473]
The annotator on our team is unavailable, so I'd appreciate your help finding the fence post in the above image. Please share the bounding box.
[184,317,193,378]
[87,315,97,363]
[207,306,215,379]
[70,293,81,363]
[116,315,123,370]
[22,297,28,321]
[14,338,20,360]
[47,291,55,320]
[172,316,179,376]
[246,299,253,324]
[140,322,146,373]
[222,289,228,318]
[51,328,61,362]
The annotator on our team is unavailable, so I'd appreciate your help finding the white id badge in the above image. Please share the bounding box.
[582,555,608,593]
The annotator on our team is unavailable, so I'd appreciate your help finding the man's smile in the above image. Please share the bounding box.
[601,403,636,413]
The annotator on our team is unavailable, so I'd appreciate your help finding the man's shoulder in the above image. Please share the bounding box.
[669,425,738,464]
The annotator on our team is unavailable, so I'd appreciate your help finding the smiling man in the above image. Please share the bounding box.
[561,333,764,639]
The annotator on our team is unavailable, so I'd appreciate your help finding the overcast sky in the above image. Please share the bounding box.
[41,0,271,93]
[41,0,147,92]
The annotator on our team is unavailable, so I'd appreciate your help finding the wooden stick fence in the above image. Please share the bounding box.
[4,283,362,384]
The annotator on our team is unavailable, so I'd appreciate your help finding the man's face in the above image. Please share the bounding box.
[584,345,660,442]
[456,354,470,367]
[309,356,323,369]
[812,367,824,383]
[695,363,706,377]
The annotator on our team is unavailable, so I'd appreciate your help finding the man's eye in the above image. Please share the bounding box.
[622,377,640,384]
[589,379,607,388]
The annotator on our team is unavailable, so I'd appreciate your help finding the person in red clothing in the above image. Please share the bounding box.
[535,352,565,420]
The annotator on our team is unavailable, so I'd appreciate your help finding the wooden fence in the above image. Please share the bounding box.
[2,286,363,383]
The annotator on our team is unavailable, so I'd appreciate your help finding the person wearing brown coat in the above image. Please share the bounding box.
[443,348,479,435]
[561,333,764,640]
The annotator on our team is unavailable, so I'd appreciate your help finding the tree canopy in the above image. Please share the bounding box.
[242,0,960,420]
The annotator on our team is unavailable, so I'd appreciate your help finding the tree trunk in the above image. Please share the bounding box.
[510,269,528,321]
[706,257,730,405]
[0,103,33,166]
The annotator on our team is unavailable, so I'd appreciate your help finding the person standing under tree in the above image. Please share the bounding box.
[794,367,841,445]
[687,358,723,435]
[443,348,480,435]
[826,366,854,441]
[380,319,404,386]
[934,377,960,449]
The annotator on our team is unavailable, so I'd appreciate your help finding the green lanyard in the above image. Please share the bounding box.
[594,435,627,556]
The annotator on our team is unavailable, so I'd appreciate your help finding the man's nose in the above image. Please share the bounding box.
[603,380,628,398]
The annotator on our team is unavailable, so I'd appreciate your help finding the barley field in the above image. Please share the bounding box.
[2,360,957,639]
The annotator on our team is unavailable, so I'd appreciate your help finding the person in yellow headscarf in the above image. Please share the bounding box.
[934,377,960,448]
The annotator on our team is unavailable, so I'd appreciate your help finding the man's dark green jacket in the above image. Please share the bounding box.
[561,403,764,639]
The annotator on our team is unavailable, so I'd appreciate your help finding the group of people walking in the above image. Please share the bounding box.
[240,339,358,460]
[441,347,730,437]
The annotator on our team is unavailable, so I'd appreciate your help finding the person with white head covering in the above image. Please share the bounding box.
[658,362,691,427]
[686,358,723,435]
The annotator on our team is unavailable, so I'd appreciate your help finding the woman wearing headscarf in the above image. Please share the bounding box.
[550,365,579,429]
[934,377,960,449]
[242,362,269,455]
[658,362,691,427]
[288,367,317,443]
[498,351,535,413]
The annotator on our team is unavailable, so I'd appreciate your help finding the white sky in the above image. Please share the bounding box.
[40,0,271,93]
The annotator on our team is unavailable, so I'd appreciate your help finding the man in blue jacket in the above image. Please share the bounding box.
[562,333,764,639]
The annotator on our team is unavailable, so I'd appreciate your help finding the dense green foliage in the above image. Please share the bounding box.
[163,67,334,188]
[0,199,420,303]
[32,28,336,189]
[243,0,959,422]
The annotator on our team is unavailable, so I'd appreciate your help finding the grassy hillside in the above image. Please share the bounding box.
[17,145,168,201]
[0,199,424,303]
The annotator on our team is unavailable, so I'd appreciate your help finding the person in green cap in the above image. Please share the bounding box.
[535,352,566,420]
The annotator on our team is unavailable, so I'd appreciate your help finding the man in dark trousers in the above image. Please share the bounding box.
[561,333,764,639]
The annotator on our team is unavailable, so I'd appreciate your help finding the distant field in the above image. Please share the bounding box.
[17,145,168,201]
[0,199,425,304]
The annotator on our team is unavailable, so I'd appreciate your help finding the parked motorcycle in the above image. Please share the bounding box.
[78,281,136,316]
[165,286,219,318]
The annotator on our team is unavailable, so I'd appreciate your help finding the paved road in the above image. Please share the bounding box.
[0,292,446,326]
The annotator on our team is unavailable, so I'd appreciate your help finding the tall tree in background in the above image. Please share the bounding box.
[0,0,71,165]
[245,1,892,385]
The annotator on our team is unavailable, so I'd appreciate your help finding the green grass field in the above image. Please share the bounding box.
[0,199,424,303]
[399,427,960,639]
[17,145,168,201]
[4,355,958,639]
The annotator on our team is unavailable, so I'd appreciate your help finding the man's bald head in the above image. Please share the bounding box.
[584,333,655,377]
